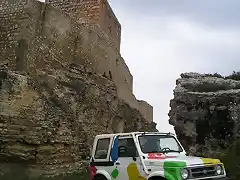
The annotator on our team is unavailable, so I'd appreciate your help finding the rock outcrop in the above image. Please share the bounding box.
[0,65,156,179]
[169,72,240,179]
[169,72,240,155]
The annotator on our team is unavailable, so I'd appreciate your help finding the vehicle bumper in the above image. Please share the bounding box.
[191,177,231,180]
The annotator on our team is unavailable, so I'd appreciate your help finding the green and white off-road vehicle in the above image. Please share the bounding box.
[88,132,229,180]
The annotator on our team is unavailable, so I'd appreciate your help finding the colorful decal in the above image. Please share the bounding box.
[147,153,177,159]
[200,158,221,164]
[127,163,146,180]
[93,156,223,180]
[110,136,118,163]
[111,168,119,179]
[164,161,187,180]
[200,157,224,169]
[89,166,97,180]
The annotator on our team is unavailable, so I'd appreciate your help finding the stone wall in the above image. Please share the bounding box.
[46,0,101,24]
[99,0,121,50]
[138,100,153,123]
[0,0,156,178]
[46,0,121,50]
[0,0,153,122]
[0,0,29,70]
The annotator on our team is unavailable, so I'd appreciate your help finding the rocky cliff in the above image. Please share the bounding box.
[0,65,156,179]
[169,72,240,179]
[0,0,157,178]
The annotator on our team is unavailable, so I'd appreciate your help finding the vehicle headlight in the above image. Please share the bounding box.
[216,165,223,175]
[181,168,189,179]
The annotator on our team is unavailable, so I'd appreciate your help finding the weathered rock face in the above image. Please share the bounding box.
[169,72,240,157]
[0,0,153,123]
[0,65,156,179]
[0,0,156,178]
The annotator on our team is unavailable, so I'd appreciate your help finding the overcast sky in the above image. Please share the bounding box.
[108,0,240,133]
[38,0,240,133]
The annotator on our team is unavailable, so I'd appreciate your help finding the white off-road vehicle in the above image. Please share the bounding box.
[88,132,228,180]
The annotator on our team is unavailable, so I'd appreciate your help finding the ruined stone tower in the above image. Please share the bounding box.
[45,0,153,122]
[0,0,153,123]
[46,0,121,50]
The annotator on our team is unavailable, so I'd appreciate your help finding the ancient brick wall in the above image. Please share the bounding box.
[0,0,112,73]
[99,0,121,50]
[0,0,153,123]
[0,0,29,70]
[115,57,133,92]
[138,100,154,122]
[46,0,121,50]
[46,0,101,24]
[41,0,150,120]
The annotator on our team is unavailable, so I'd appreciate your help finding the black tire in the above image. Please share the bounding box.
[149,177,166,180]
[93,174,107,180]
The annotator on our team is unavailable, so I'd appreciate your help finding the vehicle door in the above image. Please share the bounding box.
[90,134,116,178]
[115,136,143,180]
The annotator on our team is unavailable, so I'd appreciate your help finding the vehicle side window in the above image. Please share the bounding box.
[94,138,110,159]
[118,138,137,157]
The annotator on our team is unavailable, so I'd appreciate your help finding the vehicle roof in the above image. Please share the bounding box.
[95,131,176,138]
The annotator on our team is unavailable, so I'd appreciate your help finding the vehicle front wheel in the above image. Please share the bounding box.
[149,177,166,180]
[93,174,107,180]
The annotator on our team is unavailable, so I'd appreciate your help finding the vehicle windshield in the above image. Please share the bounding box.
[138,135,183,154]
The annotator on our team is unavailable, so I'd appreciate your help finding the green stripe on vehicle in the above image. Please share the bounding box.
[164,161,186,180]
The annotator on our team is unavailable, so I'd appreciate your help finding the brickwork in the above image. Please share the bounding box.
[99,0,121,50]
[46,0,121,50]
[0,0,28,70]
[46,0,101,24]
[138,100,154,122]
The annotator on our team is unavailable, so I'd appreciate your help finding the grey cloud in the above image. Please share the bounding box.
[108,0,240,133]
[109,0,240,28]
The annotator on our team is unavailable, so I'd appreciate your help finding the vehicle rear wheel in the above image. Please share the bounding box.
[93,174,107,180]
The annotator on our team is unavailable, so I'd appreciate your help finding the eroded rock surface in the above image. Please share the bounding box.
[0,65,156,178]
[169,72,240,157]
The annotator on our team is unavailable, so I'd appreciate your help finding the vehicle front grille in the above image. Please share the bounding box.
[190,165,216,178]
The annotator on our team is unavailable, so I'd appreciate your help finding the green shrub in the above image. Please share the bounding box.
[225,71,240,81]
[217,140,240,180]
[205,71,240,81]
[205,73,224,78]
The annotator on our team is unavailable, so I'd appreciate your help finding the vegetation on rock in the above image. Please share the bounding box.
[205,71,240,80]
[217,140,240,180]
[225,71,240,81]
